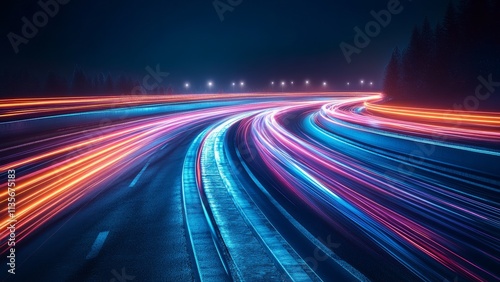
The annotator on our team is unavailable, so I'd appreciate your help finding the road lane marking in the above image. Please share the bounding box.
[129,161,151,188]
[86,231,109,260]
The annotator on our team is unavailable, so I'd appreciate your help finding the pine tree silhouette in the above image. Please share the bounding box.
[383,47,402,99]
[383,0,499,107]
[71,66,90,94]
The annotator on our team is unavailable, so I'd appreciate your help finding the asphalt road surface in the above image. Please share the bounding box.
[0,93,498,282]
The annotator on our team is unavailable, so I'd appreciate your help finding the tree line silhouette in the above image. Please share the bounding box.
[0,65,172,98]
[383,0,500,105]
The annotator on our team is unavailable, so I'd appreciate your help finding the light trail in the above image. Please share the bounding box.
[0,92,498,281]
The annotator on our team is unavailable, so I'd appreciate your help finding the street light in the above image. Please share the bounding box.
[305,80,310,85]
[240,81,244,86]
[370,82,373,86]
[323,82,327,86]
[185,83,190,88]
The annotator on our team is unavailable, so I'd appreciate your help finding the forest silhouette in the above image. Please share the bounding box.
[383,0,500,110]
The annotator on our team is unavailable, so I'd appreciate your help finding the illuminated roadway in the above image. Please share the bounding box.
[0,93,498,281]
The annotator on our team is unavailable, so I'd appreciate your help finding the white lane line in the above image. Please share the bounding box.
[129,161,151,188]
[86,231,109,260]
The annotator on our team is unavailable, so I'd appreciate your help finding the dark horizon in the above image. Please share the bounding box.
[1,0,455,93]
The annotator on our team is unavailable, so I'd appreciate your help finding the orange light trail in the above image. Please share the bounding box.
[365,102,500,127]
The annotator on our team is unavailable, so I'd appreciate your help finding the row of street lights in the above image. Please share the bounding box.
[271,79,373,87]
[183,79,374,90]
[357,80,374,86]
[271,80,327,86]
[184,80,245,89]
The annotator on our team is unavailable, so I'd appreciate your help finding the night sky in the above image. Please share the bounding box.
[2,0,455,89]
